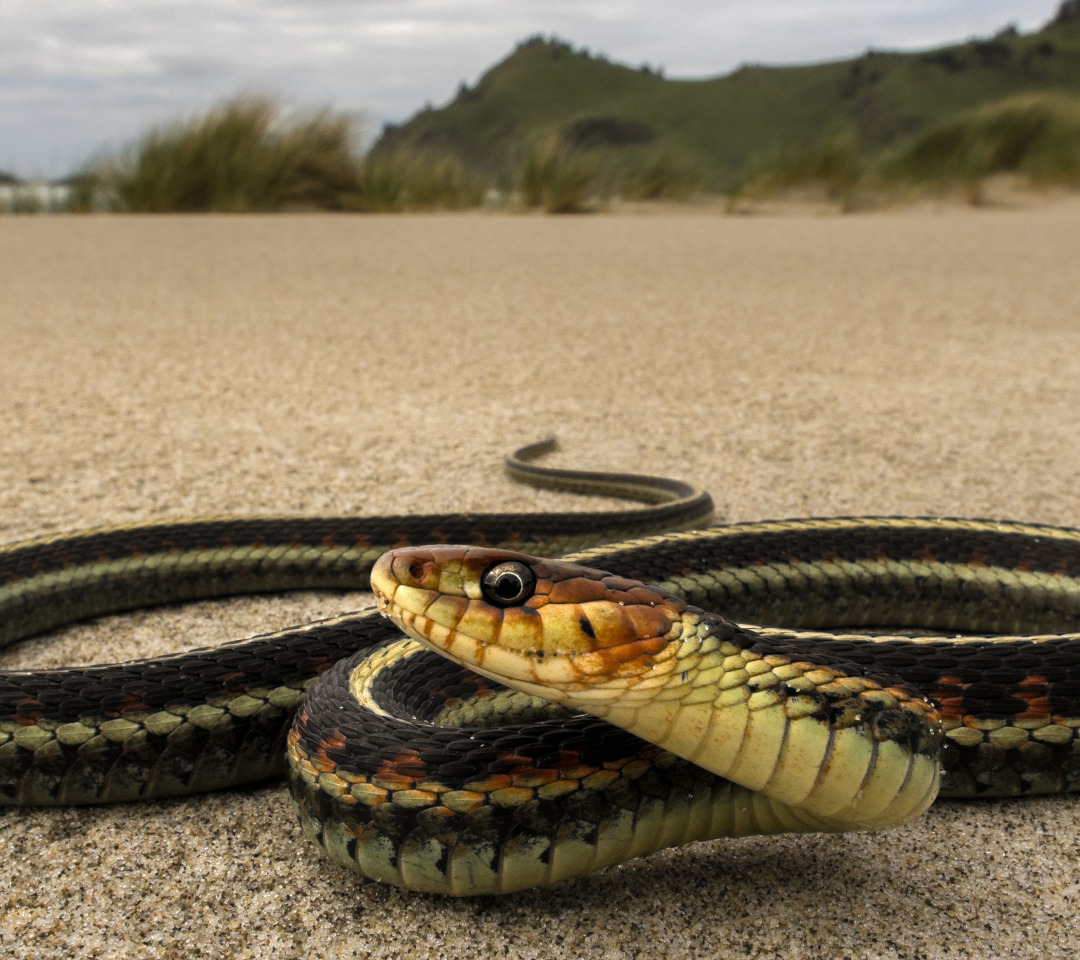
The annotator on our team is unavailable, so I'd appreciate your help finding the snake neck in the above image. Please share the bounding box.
[582,608,943,829]
[461,605,944,832]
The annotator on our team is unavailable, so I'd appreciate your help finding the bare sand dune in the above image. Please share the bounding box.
[2,203,1079,959]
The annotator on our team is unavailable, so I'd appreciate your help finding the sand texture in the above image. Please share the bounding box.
[1,204,1079,959]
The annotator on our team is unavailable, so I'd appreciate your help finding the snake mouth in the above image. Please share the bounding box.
[371,583,390,614]
[369,545,693,695]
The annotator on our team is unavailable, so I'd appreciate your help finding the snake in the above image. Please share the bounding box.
[2,440,1079,897]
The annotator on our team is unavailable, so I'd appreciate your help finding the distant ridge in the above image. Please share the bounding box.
[373,3,1080,189]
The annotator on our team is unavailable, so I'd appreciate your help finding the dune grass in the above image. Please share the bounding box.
[725,92,1080,209]
[620,148,702,201]
[727,131,864,210]
[514,137,703,211]
[878,91,1080,201]
[88,97,363,212]
[60,94,698,215]
[360,152,487,211]
[516,137,603,212]
[66,96,487,213]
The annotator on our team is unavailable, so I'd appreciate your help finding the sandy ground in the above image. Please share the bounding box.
[1,203,1079,959]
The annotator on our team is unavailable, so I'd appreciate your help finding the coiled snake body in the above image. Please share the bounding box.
[2,441,1079,895]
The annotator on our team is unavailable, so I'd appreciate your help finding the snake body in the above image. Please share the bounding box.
[3,442,1079,895]
[0,440,710,807]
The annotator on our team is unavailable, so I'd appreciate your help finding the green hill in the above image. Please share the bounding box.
[372,3,1080,191]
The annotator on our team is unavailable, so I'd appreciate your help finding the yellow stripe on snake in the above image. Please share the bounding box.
[2,441,1079,895]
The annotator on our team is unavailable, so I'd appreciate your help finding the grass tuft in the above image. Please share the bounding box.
[94,96,364,212]
[725,94,1080,209]
[66,96,489,213]
[878,92,1080,200]
[621,148,701,201]
[517,137,602,213]
[727,131,865,210]
[361,152,486,211]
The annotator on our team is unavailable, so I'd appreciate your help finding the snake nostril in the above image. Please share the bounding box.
[392,555,433,585]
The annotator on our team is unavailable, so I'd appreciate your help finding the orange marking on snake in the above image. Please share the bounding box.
[374,750,428,788]
[605,635,670,665]
[499,750,586,783]
[547,578,608,604]
[1015,675,1053,721]
[14,698,44,725]
[931,675,971,719]
[114,693,151,715]
[466,774,513,793]
[313,730,348,773]
[218,672,249,696]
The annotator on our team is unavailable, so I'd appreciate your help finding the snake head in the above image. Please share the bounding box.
[369,545,690,701]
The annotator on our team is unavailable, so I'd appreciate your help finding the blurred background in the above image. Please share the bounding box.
[2,1,1079,212]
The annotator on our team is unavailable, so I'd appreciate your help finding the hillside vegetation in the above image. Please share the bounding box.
[374,3,1080,198]
[7,3,1080,213]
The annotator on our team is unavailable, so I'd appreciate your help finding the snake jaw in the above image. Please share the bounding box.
[370,545,690,694]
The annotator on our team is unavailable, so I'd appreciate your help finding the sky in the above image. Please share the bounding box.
[0,1,1065,179]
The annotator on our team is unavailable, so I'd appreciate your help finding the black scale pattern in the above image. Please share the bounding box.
[0,476,711,803]
[289,642,729,885]
[0,614,398,721]
[0,509,705,581]
[5,512,1080,806]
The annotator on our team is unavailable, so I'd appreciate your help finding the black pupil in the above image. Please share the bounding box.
[493,573,522,600]
[482,561,536,606]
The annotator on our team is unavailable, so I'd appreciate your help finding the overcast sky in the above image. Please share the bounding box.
[0,1,1064,178]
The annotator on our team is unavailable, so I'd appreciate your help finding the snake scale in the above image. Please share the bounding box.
[2,439,1079,895]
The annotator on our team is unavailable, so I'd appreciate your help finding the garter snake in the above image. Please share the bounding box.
[3,440,1080,896]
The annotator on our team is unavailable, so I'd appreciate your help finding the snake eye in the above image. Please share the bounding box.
[481,560,537,607]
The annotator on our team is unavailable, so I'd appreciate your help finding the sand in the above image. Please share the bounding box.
[1,202,1078,959]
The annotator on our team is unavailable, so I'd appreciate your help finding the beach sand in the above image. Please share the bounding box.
[1,202,1078,959]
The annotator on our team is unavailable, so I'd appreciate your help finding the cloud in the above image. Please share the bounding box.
[0,0,1061,177]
